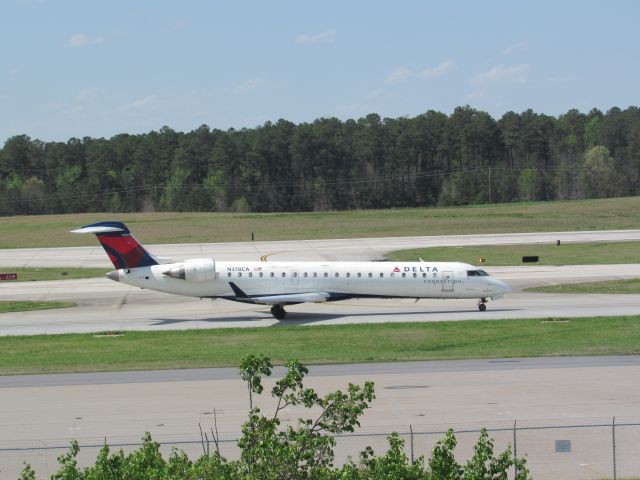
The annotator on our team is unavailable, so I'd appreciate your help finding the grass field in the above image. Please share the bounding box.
[387,241,640,266]
[1,197,640,248]
[0,301,76,313]
[1,315,639,375]
[0,267,106,281]
[526,278,640,294]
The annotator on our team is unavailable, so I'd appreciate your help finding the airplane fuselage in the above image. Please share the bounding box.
[109,259,511,303]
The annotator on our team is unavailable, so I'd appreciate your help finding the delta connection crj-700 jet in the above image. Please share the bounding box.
[73,221,511,320]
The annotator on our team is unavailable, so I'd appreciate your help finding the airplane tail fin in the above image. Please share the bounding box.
[71,221,158,269]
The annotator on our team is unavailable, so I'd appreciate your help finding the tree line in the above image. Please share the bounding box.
[1,105,639,215]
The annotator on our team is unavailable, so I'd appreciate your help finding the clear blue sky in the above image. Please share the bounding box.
[1,0,638,142]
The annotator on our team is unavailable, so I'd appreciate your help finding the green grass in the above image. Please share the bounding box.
[526,278,640,294]
[0,267,106,281]
[1,315,639,375]
[2,197,640,248]
[0,301,76,313]
[387,241,640,266]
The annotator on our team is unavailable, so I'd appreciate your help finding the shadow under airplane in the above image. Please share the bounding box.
[152,307,520,327]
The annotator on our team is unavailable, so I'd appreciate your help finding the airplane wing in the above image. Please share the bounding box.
[228,282,330,305]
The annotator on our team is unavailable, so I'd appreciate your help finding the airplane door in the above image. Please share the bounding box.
[441,271,454,292]
[291,269,299,286]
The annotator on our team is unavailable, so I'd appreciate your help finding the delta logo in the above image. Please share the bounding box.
[392,265,438,273]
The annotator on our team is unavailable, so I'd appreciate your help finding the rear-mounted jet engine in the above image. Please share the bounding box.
[163,258,216,282]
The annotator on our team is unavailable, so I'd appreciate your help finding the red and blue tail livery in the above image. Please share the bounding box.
[71,221,158,269]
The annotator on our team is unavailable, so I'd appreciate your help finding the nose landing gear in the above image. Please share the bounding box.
[477,298,487,312]
[270,305,287,320]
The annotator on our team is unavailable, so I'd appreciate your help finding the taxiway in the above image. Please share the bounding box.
[1,231,640,479]
[1,263,640,335]
[1,356,638,479]
[1,230,640,335]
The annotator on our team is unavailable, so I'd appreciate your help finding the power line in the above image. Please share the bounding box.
[0,164,583,207]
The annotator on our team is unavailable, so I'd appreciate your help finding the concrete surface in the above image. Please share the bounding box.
[2,263,640,335]
[2,229,640,267]
[2,231,640,478]
[1,357,638,479]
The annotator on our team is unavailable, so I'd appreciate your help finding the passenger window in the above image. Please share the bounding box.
[357,273,362,278]
[433,273,437,278]
[335,272,339,277]
[324,272,328,277]
[293,272,298,278]
[422,273,426,278]
[346,272,350,278]
[368,273,373,278]
[227,272,231,277]
[281,272,286,277]
[402,273,406,278]
[259,272,263,277]
[379,273,384,278]
[391,273,395,278]
[313,272,318,278]
[238,272,242,277]
[303,272,307,277]
[270,272,275,277]
[248,272,252,277]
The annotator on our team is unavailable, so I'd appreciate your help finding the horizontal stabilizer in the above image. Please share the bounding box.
[71,225,125,234]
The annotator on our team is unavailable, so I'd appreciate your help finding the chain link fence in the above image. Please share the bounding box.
[2,418,639,479]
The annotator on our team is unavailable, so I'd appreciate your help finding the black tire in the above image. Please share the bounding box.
[271,305,287,320]
[478,303,487,312]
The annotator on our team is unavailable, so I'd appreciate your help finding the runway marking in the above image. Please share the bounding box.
[260,250,301,261]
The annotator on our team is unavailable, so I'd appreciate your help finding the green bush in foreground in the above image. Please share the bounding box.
[21,355,530,479]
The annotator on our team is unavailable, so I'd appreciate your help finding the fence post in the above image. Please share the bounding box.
[513,420,518,480]
[612,416,617,480]
[410,425,414,464]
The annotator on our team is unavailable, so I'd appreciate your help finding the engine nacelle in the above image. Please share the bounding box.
[163,258,216,282]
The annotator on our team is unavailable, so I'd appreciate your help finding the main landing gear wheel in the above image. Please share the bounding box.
[271,305,287,320]
[477,298,487,312]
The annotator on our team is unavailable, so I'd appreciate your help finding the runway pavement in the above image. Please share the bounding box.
[2,232,640,478]
[1,229,640,335]
[1,263,640,335]
[1,356,639,479]
[2,229,640,267]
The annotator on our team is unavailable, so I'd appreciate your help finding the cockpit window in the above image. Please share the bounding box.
[467,270,489,277]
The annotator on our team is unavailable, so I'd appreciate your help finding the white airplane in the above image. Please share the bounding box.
[73,222,511,319]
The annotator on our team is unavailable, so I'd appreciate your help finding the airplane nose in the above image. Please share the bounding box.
[499,280,512,293]
[490,278,511,294]
[106,270,121,282]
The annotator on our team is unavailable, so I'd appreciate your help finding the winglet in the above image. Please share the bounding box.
[229,282,251,299]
